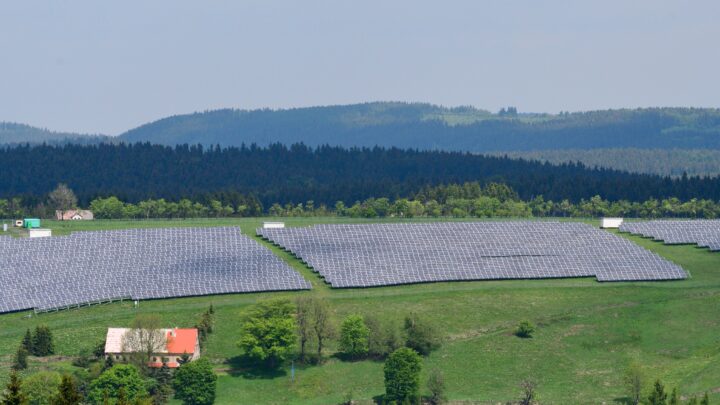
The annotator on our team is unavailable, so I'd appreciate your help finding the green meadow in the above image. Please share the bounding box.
[0,218,718,404]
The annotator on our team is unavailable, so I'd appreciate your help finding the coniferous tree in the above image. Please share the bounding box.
[12,346,28,371]
[31,325,54,356]
[647,380,668,405]
[1,371,27,405]
[21,329,33,353]
[52,375,82,405]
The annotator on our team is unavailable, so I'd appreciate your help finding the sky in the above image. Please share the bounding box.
[1,1,719,135]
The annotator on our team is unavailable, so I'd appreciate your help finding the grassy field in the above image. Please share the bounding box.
[0,218,718,404]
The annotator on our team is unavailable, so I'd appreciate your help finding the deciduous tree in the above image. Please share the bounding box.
[383,348,422,403]
[173,358,217,405]
[339,315,369,359]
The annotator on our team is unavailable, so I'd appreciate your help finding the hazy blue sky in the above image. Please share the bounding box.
[1,1,718,134]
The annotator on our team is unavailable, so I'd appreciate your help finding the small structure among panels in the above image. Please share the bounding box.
[620,219,720,251]
[258,222,687,288]
[0,227,311,314]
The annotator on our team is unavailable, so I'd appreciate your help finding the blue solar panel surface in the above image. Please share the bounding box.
[620,219,720,251]
[0,227,311,313]
[258,222,687,287]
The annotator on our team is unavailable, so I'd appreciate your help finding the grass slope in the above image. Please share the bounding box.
[0,218,718,404]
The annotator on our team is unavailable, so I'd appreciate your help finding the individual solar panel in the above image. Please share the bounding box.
[0,227,311,314]
[258,222,687,287]
[620,219,720,251]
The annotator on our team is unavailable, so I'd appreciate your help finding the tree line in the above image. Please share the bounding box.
[3,143,720,210]
[5,182,720,221]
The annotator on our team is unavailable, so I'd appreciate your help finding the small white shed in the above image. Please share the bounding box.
[28,228,52,238]
[263,222,285,229]
[600,218,624,229]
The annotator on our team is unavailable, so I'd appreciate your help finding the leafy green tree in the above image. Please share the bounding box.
[427,369,446,405]
[688,397,699,405]
[514,321,535,339]
[22,371,61,405]
[12,346,28,371]
[87,365,148,404]
[404,314,441,355]
[339,315,369,359]
[237,299,297,368]
[32,325,55,356]
[1,372,28,405]
[701,392,710,405]
[383,348,422,404]
[669,388,679,405]
[89,197,125,219]
[647,379,667,405]
[173,358,217,405]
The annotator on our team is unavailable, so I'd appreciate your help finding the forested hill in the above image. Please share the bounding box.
[2,143,720,207]
[0,122,109,145]
[118,103,720,151]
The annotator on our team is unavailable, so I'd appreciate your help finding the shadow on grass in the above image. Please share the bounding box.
[613,396,632,404]
[224,355,288,379]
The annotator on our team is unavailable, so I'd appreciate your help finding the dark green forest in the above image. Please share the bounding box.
[2,143,720,209]
[493,148,720,177]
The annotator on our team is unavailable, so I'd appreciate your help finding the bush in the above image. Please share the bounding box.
[384,348,422,404]
[515,321,535,338]
[366,316,402,359]
[427,369,446,405]
[173,358,217,405]
[339,315,370,359]
[404,314,441,355]
[23,371,62,405]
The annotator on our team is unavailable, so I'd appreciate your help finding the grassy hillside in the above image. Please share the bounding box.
[118,103,720,151]
[0,218,719,404]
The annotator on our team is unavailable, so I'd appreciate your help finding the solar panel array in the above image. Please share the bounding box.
[0,227,311,314]
[620,220,720,251]
[258,222,687,287]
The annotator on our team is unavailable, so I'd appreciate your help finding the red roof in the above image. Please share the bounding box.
[166,328,198,355]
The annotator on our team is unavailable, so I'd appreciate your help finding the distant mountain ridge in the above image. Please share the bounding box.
[117,102,720,151]
[0,122,110,145]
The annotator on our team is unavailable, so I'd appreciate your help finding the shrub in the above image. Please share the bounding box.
[384,348,422,403]
[404,314,441,355]
[366,316,402,359]
[24,371,62,405]
[515,321,535,338]
[427,369,446,405]
[339,315,370,359]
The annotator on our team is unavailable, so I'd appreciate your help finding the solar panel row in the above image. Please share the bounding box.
[258,222,687,287]
[0,227,311,314]
[620,219,720,251]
